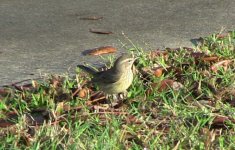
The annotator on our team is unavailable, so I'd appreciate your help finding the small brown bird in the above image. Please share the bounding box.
[78,54,136,95]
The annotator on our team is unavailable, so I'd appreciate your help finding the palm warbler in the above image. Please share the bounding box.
[78,54,136,94]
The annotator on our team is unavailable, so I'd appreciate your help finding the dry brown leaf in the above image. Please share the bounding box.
[0,112,18,128]
[0,88,13,98]
[149,50,168,60]
[211,60,232,72]
[216,33,229,39]
[80,16,103,20]
[210,115,235,129]
[201,56,219,62]
[153,67,164,77]
[0,120,16,128]
[159,79,174,92]
[212,116,229,123]
[225,98,235,107]
[49,75,64,88]
[166,67,183,79]
[191,52,205,58]
[78,88,89,98]
[141,66,166,77]
[83,46,116,56]
[89,29,113,34]
[18,84,36,92]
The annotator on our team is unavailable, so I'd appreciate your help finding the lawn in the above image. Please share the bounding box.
[0,30,235,149]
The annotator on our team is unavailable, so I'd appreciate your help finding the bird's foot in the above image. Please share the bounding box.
[105,94,122,108]
[119,91,128,100]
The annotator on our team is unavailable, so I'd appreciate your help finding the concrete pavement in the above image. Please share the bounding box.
[0,0,235,85]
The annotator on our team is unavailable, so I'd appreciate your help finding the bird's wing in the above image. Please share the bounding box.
[77,65,97,75]
[93,69,121,84]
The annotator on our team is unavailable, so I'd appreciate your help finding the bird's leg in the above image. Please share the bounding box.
[112,94,120,107]
[105,94,112,104]
[123,90,128,99]
[105,94,120,108]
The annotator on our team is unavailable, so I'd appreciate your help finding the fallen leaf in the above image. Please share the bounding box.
[83,46,116,56]
[225,98,235,107]
[211,60,232,72]
[80,16,103,20]
[166,67,183,79]
[159,79,174,92]
[17,83,35,92]
[154,67,164,77]
[0,120,16,128]
[78,88,89,98]
[0,112,18,128]
[190,52,205,58]
[210,115,235,129]
[201,56,219,62]
[89,29,113,34]
[49,75,64,88]
[216,33,229,39]
[141,66,164,78]
[149,50,168,60]
[0,88,14,98]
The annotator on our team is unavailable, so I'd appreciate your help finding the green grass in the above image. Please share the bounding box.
[0,30,235,149]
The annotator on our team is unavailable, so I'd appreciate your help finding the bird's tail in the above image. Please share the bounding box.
[77,65,97,75]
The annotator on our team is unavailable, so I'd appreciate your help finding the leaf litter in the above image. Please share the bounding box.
[0,31,235,149]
